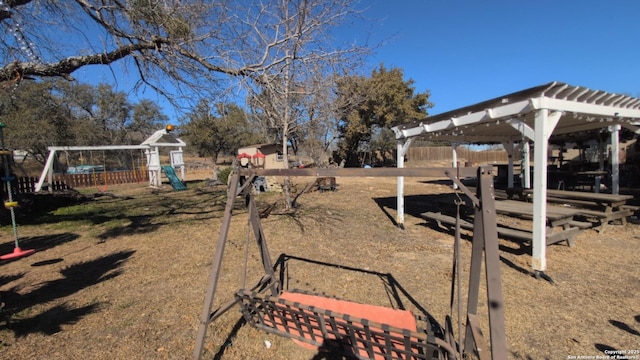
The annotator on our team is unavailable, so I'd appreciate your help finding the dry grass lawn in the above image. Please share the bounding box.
[0,163,638,360]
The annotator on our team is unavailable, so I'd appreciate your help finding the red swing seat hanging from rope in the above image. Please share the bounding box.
[0,247,35,260]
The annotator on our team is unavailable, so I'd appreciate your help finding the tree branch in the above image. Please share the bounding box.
[0,39,166,82]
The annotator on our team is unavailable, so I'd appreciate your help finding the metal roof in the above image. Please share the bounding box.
[392,81,640,144]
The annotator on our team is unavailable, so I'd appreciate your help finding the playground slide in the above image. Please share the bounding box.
[161,165,187,190]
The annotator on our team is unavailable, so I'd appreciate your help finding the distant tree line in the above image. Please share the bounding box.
[0,79,167,164]
[0,63,433,171]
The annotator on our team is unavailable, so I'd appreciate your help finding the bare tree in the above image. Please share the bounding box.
[0,0,368,109]
[242,0,369,210]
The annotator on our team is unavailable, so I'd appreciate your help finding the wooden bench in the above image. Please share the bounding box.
[423,211,580,246]
[494,199,581,228]
[521,189,634,232]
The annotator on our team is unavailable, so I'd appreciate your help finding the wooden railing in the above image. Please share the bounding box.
[9,170,149,194]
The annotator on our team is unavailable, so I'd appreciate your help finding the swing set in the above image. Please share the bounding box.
[0,122,34,260]
[193,165,507,360]
[35,125,187,193]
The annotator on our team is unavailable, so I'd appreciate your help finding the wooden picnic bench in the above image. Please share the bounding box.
[498,198,590,228]
[423,208,581,247]
[519,189,634,231]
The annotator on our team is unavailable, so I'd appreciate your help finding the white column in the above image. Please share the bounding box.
[610,125,620,194]
[451,142,458,189]
[522,142,531,188]
[595,137,605,193]
[531,109,561,272]
[502,141,519,188]
[396,139,406,229]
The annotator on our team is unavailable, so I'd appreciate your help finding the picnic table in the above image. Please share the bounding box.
[511,188,635,231]
[423,199,583,247]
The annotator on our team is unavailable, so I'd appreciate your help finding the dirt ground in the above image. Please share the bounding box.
[0,163,638,360]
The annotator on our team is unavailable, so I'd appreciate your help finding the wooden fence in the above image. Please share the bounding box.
[408,146,508,165]
[10,170,149,194]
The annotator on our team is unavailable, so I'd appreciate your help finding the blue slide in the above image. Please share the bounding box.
[161,165,187,190]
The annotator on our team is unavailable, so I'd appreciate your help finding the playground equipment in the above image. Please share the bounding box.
[142,124,186,189]
[35,125,186,192]
[193,166,507,360]
[0,122,34,260]
[161,165,186,190]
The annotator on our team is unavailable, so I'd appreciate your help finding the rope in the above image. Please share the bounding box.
[101,151,107,190]
[0,125,20,248]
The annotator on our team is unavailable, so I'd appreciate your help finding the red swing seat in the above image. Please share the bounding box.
[236,289,456,360]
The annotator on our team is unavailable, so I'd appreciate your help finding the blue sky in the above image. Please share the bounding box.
[75,1,640,119]
[361,0,640,115]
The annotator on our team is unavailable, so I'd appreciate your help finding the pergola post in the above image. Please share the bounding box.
[532,109,561,272]
[610,125,621,194]
[451,142,458,189]
[396,138,413,229]
[502,141,522,189]
[595,137,606,193]
[522,142,531,188]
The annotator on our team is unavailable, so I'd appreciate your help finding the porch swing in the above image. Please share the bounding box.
[193,165,507,360]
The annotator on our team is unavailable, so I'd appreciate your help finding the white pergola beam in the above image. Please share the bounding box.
[552,121,617,135]
[532,97,640,118]
[506,118,535,141]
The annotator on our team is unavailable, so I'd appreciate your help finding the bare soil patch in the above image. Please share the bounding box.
[0,167,638,359]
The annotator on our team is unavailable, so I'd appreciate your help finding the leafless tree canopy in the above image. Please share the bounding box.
[0,0,369,109]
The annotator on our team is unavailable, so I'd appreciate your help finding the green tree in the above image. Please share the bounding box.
[0,80,167,163]
[181,100,262,166]
[369,127,396,166]
[129,100,169,143]
[335,65,433,166]
[0,81,73,163]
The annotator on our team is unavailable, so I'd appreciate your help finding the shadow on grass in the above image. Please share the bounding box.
[5,185,232,243]
[0,233,80,267]
[211,316,247,360]
[0,250,135,337]
[609,318,640,337]
[3,191,94,226]
[375,193,535,277]
[374,193,461,228]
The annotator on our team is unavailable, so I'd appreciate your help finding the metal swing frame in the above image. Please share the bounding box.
[193,166,507,360]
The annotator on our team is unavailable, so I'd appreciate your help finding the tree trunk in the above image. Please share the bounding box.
[211,154,219,180]
[281,134,294,211]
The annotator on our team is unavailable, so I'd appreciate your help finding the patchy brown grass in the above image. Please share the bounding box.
[0,164,638,360]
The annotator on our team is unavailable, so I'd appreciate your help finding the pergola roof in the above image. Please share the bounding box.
[392,81,640,144]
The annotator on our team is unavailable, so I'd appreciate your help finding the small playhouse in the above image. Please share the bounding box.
[237,144,287,170]
[236,144,288,192]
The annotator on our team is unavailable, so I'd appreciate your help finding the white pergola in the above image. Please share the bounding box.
[392,81,640,272]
